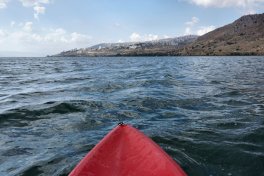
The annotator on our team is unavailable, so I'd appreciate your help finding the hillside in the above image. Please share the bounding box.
[181,13,264,55]
[53,35,198,57]
[52,13,264,57]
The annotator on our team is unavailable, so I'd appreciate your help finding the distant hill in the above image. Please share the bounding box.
[181,13,264,55]
[52,35,198,57]
[52,13,264,57]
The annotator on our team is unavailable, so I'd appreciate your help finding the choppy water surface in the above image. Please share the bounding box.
[0,56,264,176]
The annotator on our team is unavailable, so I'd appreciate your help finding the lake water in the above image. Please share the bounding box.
[0,56,264,176]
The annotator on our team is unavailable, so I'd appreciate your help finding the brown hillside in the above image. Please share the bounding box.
[180,13,264,55]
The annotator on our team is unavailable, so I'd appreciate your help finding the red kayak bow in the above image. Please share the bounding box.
[69,124,187,176]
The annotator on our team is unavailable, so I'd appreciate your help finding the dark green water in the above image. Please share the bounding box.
[0,56,264,176]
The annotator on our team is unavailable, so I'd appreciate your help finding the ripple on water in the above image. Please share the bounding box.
[0,56,264,176]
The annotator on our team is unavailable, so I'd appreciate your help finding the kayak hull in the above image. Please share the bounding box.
[69,124,187,176]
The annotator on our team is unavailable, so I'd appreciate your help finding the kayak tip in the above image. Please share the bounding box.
[118,122,125,126]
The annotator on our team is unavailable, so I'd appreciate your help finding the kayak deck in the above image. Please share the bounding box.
[69,124,187,176]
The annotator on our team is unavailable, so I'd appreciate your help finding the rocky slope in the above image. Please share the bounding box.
[181,13,264,55]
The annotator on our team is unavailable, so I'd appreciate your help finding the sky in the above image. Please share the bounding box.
[0,0,264,56]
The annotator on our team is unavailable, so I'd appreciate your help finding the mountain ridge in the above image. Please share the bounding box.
[52,13,264,57]
[52,35,198,57]
[180,13,264,55]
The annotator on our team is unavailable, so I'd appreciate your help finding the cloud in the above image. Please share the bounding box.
[145,34,159,41]
[185,16,199,35]
[0,22,92,56]
[185,16,199,26]
[245,9,257,14]
[163,35,170,39]
[19,0,50,19]
[10,21,16,27]
[70,32,91,43]
[130,32,160,42]
[19,0,50,7]
[187,0,264,8]
[0,0,8,8]
[0,29,6,37]
[33,5,45,19]
[114,23,121,27]
[23,21,33,32]
[185,27,192,35]
[196,25,216,35]
[130,32,141,42]
[184,16,215,35]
